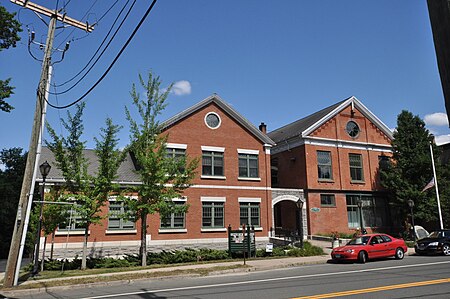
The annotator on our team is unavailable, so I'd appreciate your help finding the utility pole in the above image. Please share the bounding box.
[4,0,93,288]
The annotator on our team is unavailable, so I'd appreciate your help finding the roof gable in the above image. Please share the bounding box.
[162,94,275,145]
[268,96,393,142]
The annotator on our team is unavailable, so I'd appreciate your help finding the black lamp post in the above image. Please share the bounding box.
[32,161,51,276]
[408,199,415,242]
[296,199,304,248]
[357,199,366,235]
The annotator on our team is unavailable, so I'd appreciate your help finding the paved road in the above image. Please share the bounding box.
[4,255,450,299]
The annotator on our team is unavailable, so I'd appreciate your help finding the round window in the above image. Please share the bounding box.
[346,121,360,138]
[205,112,221,129]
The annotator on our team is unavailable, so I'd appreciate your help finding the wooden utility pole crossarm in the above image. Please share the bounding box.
[4,1,93,288]
[11,0,94,32]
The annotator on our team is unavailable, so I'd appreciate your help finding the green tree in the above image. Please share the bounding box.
[46,103,125,269]
[125,72,198,266]
[1,5,22,112]
[380,110,448,231]
[0,147,26,258]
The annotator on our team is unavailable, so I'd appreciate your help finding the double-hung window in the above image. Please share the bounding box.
[58,202,87,231]
[320,194,336,207]
[317,151,332,180]
[108,200,135,230]
[160,200,186,229]
[166,143,187,172]
[349,153,364,182]
[239,198,261,227]
[202,199,225,228]
[202,146,225,177]
[238,149,259,179]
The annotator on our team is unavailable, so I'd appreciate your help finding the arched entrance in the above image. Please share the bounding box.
[272,194,306,240]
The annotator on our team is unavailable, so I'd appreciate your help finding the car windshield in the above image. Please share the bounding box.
[429,231,444,238]
[347,235,370,245]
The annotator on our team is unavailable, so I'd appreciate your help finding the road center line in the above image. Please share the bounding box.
[80,260,450,299]
[292,278,450,298]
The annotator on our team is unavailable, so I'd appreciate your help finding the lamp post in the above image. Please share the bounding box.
[32,161,51,276]
[357,199,366,235]
[296,199,304,248]
[408,199,415,242]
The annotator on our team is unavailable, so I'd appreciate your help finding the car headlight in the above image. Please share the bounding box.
[429,242,439,246]
[345,249,355,253]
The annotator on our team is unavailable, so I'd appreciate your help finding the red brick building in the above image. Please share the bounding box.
[268,96,394,236]
[39,95,276,257]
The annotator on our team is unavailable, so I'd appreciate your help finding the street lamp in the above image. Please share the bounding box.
[32,161,51,276]
[408,199,415,242]
[296,199,304,248]
[357,199,366,235]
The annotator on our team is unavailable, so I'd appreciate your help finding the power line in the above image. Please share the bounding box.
[46,0,159,110]
[52,0,132,88]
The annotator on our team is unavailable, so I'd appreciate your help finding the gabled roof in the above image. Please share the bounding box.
[162,94,275,145]
[268,96,393,143]
[37,146,141,184]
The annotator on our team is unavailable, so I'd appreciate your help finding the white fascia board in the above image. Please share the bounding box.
[201,146,225,152]
[302,97,353,138]
[237,148,260,155]
[166,143,187,149]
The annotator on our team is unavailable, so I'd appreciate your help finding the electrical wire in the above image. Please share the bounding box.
[53,0,131,88]
[46,0,158,110]
[48,0,135,94]
[55,0,99,50]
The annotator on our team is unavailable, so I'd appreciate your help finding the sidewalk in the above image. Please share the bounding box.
[0,240,332,293]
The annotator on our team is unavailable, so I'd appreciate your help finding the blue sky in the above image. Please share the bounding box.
[1,0,450,152]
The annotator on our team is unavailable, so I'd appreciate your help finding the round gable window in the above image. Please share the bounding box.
[205,112,221,129]
[346,121,360,138]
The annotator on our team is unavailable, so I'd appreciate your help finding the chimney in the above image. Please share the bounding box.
[259,122,267,134]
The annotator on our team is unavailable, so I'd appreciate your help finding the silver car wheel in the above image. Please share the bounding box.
[443,244,450,256]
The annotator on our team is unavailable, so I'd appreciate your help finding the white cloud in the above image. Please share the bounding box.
[424,112,449,127]
[434,134,450,146]
[172,80,191,96]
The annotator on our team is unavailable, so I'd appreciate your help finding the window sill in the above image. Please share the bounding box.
[55,230,89,236]
[321,205,336,208]
[318,179,334,183]
[201,228,227,232]
[201,175,226,180]
[350,180,365,184]
[158,228,187,233]
[238,177,261,181]
[105,229,137,234]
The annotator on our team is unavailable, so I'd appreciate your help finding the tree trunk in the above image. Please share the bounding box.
[81,224,89,270]
[140,213,147,267]
[50,231,55,260]
[40,236,47,272]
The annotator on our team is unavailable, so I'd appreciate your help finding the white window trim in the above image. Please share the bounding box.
[172,197,187,202]
[201,146,225,152]
[237,149,259,155]
[158,228,187,233]
[238,177,261,181]
[204,112,222,129]
[201,228,228,232]
[108,195,138,201]
[55,230,89,236]
[167,143,187,150]
[238,197,261,203]
[201,175,226,180]
[105,229,137,234]
[201,196,226,202]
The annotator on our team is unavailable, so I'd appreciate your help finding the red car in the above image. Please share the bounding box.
[331,233,407,263]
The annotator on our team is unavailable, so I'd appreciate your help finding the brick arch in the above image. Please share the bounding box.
[271,194,307,238]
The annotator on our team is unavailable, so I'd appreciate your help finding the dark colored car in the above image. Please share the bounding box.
[331,233,407,263]
[415,229,450,256]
